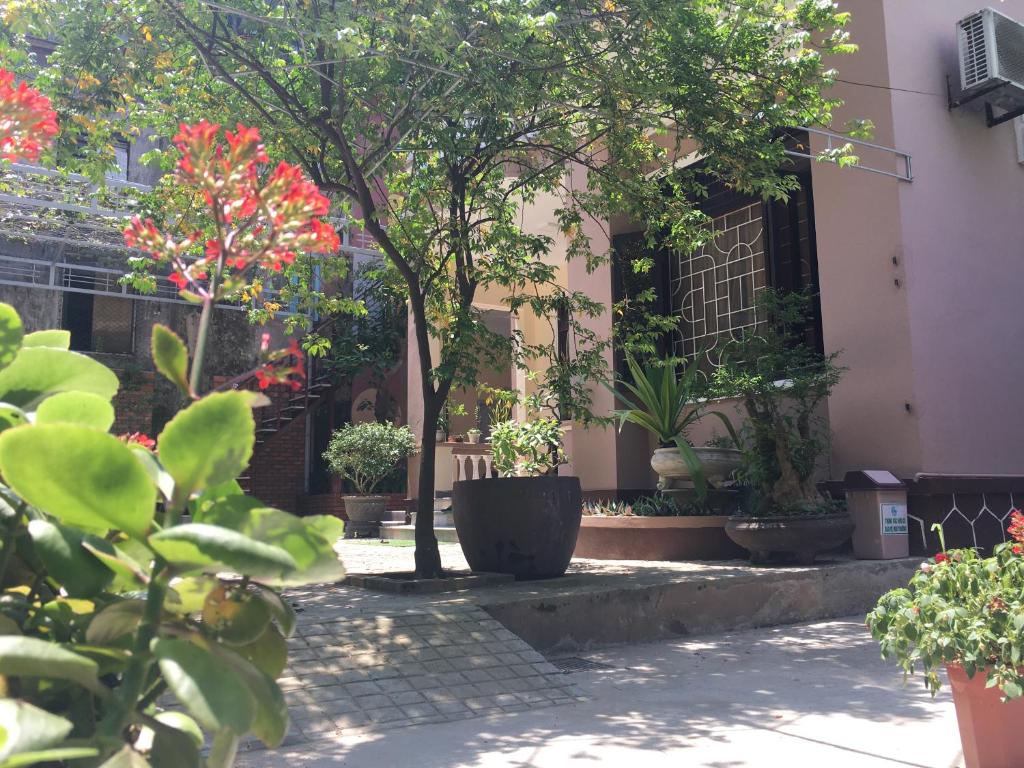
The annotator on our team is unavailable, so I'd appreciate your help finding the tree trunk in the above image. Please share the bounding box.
[414,400,444,578]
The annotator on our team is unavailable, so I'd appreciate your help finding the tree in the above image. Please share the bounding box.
[11,0,855,576]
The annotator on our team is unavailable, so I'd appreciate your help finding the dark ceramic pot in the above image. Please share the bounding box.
[724,513,854,565]
[452,476,582,579]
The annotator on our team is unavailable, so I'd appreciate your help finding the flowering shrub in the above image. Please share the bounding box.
[0,104,345,766]
[490,418,564,477]
[125,121,339,296]
[866,512,1024,699]
[323,421,418,495]
[0,69,57,161]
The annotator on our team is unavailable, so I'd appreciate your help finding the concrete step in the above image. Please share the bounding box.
[380,523,460,544]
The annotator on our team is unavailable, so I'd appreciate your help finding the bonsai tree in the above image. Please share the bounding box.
[26,0,857,576]
[710,291,844,516]
[490,418,565,478]
[324,422,418,496]
[612,351,737,494]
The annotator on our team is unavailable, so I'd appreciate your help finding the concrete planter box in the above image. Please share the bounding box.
[574,515,745,561]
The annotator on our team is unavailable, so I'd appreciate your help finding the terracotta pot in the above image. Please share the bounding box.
[947,664,1024,768]
[342,495,387,523]
[574,515,745,561]
[452,476,582,579]
[650,446,742,489]
[724,513,854,565]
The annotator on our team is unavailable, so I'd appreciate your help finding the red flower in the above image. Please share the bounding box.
[1013,544,1023,555]
[119,432,156,450]
[0,69,58,162]
[934,552,950,564]
[122,121,339,299]
[1008,510,1024,544]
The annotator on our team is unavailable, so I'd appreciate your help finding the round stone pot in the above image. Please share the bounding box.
[574,515,745,561]
[452,476,582,580]
[724,513,854,565]
[342,495,387,523]
[651,446,742,489]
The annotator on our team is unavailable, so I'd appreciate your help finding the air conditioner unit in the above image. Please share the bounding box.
[957,8,1024,114]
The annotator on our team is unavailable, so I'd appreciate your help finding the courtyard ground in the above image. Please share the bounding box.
[233,541,960,768]
[240,616,961,768]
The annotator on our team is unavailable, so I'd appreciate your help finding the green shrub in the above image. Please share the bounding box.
[489,418,564,477]
[323,421,418,495]
[0,304,344,766]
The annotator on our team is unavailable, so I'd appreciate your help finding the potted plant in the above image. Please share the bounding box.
[712,291,852,564]
[323,421,418,532]
[612,352,739,495]
[867,517,1024,768]
[466,427,481,444]
[452,417,582,579]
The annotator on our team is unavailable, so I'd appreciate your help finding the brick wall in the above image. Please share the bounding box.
[111,370,155,435]
[246,409,307,514]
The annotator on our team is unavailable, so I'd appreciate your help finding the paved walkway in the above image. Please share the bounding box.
[241,617,962,767]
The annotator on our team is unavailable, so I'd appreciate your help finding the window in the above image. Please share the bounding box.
[669,168,822,379]
[62,274,135,354]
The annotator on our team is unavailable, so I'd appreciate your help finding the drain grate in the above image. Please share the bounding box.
[548,656,614,674]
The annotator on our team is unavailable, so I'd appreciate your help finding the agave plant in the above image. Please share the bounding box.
[611,353,737,495]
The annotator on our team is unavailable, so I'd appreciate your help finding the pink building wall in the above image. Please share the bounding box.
[884,0,1024,474]
[815,0,1024,477]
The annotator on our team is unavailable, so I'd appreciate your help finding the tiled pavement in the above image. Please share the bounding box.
[236,543,581,757]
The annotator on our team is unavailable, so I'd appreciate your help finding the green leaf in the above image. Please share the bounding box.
[196,498,344,586]
[1,746,100,767]
[97,746,152,767]
[210,646,289,746]
[157,392,254,502]
[233,624,287,679]
[148,523,298,579]
[0,404,28,434]
[21,330,70,350]
[152,711,203,748]
[36,392,115,431]
[0,348,119,410]
[0,303,23,371]
[252,585,296,637]
[27,520,115,598]
[128,445,175,502]
[0,699,72,763]
[164,576,218,615]
[0,636,100,692]
[152,637,255,734]
[0,425,156,539]
[151,325,190,397]
[85,600,146,644]
[148,719,200,768]
[81,541,149,589]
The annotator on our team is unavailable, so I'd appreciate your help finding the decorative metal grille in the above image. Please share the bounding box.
[908,492,1019,553]
[670,202,766,378]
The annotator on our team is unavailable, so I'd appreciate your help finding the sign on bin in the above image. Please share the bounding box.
[880,503,908,535]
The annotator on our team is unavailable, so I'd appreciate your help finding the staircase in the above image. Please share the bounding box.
[227,352,334,492]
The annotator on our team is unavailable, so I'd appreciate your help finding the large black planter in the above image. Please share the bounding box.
[725,513,854,565]
[452,476,582,580]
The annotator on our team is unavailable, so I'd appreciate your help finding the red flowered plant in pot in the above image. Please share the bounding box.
[0,72,346,768]
[867,512,1024,768]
